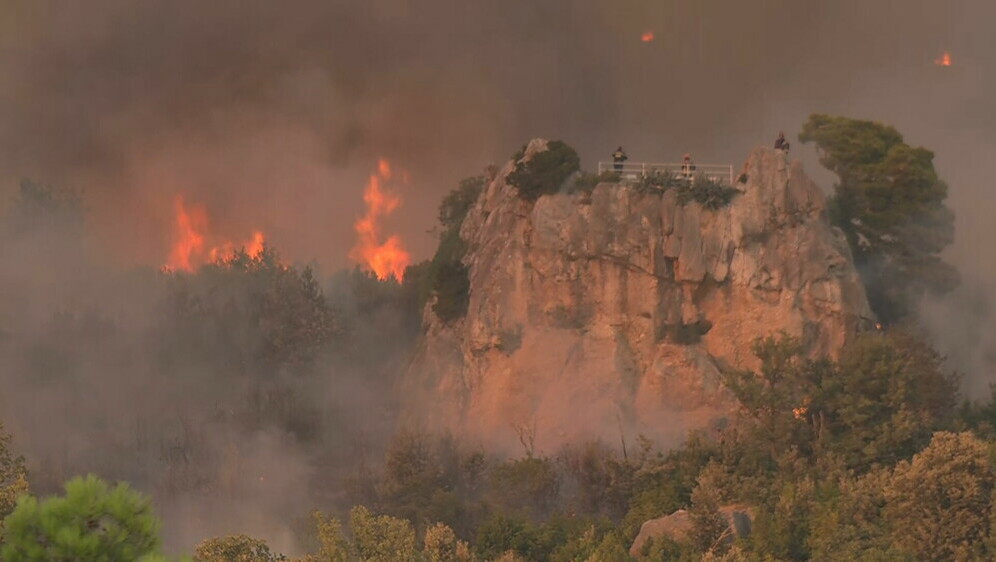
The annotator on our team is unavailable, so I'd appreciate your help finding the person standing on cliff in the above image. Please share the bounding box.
[775,132,790,154]
[681,153,696,181]
[612,147,628,171]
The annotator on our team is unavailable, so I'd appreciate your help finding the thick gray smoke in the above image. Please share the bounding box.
[0,0,994,553]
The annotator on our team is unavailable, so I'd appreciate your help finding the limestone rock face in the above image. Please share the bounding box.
[403,140,872,452]
[629,505,753,557]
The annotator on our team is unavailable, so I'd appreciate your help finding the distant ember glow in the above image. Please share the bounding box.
[164,196,266,272]
[934,52,952,67]
[641,31,654,43]
[350,158,411,281]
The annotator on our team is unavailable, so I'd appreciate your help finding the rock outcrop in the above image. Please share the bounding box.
[404,139,872,452]
[629,505,753,557]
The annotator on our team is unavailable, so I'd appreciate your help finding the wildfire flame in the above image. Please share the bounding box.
[641,31,654,43]
[934,52,952,67]
[349,158,411,281]
[208,231,266,263]
[165,195,266,272]
[167,196,207,272]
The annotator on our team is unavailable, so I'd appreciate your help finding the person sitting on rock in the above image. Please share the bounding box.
[681,153,696,181]
[612,147,628,171]
[774,132,790,154]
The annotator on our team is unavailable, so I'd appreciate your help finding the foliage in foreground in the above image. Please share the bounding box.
[2,475,162,561]
[3,329,992,561]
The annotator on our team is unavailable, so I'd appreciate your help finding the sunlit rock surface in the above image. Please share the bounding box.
[404,139,872,452]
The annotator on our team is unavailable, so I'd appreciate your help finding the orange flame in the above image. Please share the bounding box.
[244,230,265,257]
[934,52,952,67]
[349,158,411,281]
[167,196,207,272]
[641,31,654,43]
[165,196,266,272]
[208,231,267,263]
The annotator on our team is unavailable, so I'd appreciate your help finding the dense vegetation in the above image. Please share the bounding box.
[636,170,740,210]
[800,114,958,325]
[3,328,992,560]
[0,120,986,560]
[403,175,485,324]
[506,141,580,201]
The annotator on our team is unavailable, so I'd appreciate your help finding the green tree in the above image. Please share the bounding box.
[2,475,162,561]
[193,534,284,562]
[163,246,338,373]
[423,522,474,562]
[799,114,958,324]
[473,514,536,561]
[349,505,418,562]
[829,331,957,468]
[883,431,993,560]
[488,456,560,519]
[807,470,909,561]
[303,511,351,562]
[687,471,730,556]
[720,332,956,474]
[0,424,29,525]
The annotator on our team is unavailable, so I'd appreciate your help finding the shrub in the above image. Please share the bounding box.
[438,176,485,230]
[676,176,740,210]
[474,514,537,561]
[405,175,484,324]
[571,170,620,194]
[194,534,285,561]
[635,169,683,193]
[507,141,580,201]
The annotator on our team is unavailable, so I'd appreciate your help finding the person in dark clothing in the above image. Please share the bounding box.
[612,147,628,171]
[681,153,696,181]
[774,132,790,154]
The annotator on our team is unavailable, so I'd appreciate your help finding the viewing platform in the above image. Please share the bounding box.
[597,161,734,185]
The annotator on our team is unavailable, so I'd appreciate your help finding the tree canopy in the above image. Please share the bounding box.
[1,475,162,562]
[799,114,958,324]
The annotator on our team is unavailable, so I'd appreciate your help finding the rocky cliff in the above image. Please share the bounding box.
[404,140,872,452]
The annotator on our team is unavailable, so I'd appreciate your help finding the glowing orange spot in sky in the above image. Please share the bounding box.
[641,32,654,43]
[349,159,411,281]
[934,52,952,67]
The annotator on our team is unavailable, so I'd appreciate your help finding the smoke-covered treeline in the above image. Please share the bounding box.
[0,180,428,552]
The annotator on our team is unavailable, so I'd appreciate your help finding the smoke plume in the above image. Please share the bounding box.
[1,0,995,553]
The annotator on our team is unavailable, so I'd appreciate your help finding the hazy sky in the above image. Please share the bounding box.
[0,0,988,269]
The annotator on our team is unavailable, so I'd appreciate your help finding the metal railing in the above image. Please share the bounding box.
[597,161,734,185]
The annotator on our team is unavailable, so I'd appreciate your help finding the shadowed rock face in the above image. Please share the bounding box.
[404,139,872,453]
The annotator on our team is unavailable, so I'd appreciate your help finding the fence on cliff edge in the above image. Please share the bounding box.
[597,161,734,185]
